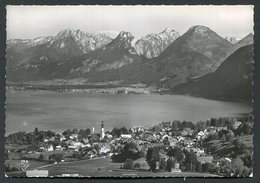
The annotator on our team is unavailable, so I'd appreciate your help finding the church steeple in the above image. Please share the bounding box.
[100,121,105,140]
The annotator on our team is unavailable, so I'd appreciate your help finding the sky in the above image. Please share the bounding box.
[6,5,254,40]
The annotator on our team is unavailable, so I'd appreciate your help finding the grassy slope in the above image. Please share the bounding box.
[39,156,220,177]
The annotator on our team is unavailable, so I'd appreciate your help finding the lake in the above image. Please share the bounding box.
[5,89,252,135]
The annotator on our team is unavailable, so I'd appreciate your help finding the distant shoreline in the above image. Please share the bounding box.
[6,83,252,104]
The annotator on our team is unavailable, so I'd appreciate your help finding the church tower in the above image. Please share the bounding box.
[100,121,105,140]
[92,125,95,134]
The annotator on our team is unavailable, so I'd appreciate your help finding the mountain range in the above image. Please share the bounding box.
[6,25,254,101]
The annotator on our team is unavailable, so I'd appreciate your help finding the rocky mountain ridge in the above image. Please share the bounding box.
[135,28,180,58]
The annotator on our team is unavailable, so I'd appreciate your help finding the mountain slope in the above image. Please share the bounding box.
[173,45,253,101]
[6,30,113,81]
[70,31,143,75]
[7,31,145,82]
[159,25,232,68]
[136,25,232,87]
[135,28,180,58]
[235,33,254,49]
[6,29,112,69]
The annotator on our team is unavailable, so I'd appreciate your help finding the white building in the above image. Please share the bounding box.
[26,170,48,177]
[120,134,132,139]
[47,145,54,152]
[100,121,105,140]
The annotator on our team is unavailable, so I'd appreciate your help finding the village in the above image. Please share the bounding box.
[5,116,253,177]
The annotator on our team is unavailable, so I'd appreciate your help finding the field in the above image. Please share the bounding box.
[39,156,220,177]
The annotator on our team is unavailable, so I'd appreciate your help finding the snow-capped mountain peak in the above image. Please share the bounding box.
[135,28,180,58]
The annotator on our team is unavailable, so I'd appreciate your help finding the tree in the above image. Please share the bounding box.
[235,122,253,136]
[241,149,253,167]
[78,129,91,139]
[196,161,202,173]
[167,146,184,163]
[172,120,183,131]
[227,118,236,130]
[146,147,160,172]
[34,127,39,136]
[184,150,198,171]
[210,118,217,126]
[232,157,244,176]
[221,134,227,142]
[120,127,129,134]
[241,166,250,177]
[62,129,72,137]
[111,142,141,163]
[202,162,211,172]
[72,128,78,134]
[38,154,44,161]
[111,127,129,137]
[226,130,235,142]
[159,158,167,170]
[123,159,134,169]
[111,127,120,137]
[134,162,141,169]
[166,158,175,172]
[49,153,63,163]
[196,121,207,132]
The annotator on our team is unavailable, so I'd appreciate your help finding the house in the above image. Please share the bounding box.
[105,134,113,139]
[100,146,110,154]
[39,147,46,152]
[47,145,54,152]
[224,157,232,163]
[233,121,242,130]
[81,144,91,148]
[59,136,66,141]
[48,137,55,142]
[26,170,49,177]
[181,130,188,137]
[56,145,63,151]
[87,149,98,158]
[69,134,78,140]
[197,156,213,164]
[82,138,89,144]
[68,145,79,151]
[193,148,205,156]
[216,126,228,131]
[68,142,82,151]
[65,139,74,145]
[71,141,82,147]
[196,131,206,140]
[120,134,132,139]
[171,162,182,172]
